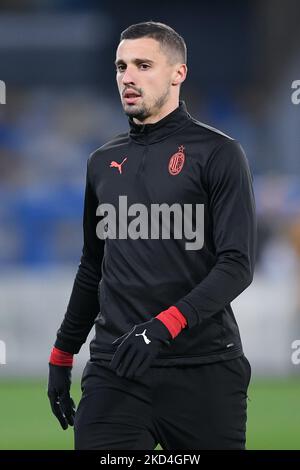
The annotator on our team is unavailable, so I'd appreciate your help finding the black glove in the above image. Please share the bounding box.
[110,317,172,378]
[47,364,76,430]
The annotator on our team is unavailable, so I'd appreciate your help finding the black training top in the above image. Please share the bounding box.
[54,101,257,366]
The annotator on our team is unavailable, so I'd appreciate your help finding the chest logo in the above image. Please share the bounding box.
[168,145,185,175]
[110,157,127,174]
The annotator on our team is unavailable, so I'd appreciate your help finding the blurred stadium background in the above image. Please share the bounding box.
[0,0,300,450]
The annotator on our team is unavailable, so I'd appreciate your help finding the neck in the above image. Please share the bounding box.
[128,100,190,145]
[133,99,180,125]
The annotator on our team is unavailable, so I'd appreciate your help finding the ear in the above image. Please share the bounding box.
[172,63,187,86]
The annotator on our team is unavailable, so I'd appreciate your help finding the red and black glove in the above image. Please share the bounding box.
[110,306,187,379]
[47,347,76,430]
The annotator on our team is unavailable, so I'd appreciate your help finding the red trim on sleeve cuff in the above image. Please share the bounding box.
[49,346,74,367]
[155,306,187,339]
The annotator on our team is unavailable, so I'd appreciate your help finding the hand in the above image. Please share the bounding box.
[110,318,172,379]
[47,364,76,430]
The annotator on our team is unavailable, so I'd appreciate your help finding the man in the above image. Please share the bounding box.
[47,21,256,450]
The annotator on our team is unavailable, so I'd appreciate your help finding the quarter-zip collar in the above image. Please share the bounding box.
[128,100,191,145]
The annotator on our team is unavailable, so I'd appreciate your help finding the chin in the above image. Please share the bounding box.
[124,105,147,120]
[123,104,139,115]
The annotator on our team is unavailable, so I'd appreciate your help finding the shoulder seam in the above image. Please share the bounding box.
[89,132,129,159]
[190,117,235,140]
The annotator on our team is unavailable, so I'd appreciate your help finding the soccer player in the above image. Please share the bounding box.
[47,21,256,450]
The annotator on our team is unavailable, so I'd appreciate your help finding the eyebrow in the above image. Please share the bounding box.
[114,58,155,66]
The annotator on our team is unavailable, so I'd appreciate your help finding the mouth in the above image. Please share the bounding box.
[123,89,141,105]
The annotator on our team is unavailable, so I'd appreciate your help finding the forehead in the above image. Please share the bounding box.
[116,37,165,62]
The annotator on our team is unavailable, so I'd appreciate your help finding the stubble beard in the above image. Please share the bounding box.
[123,85,171,122]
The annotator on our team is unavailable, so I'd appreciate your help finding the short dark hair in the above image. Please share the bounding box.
[120,21,187,64]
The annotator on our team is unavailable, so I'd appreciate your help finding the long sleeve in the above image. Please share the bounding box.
[54,158,105,353]
[175,139,257,328]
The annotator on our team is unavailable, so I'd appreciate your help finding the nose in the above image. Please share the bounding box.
[121,67,136,86]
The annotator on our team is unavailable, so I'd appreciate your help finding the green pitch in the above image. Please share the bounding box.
[0,377,299,450]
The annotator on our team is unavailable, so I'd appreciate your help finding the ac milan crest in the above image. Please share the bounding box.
[168,145,185,175]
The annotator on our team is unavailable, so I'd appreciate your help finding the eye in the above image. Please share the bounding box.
[139,63,150,70]
[116,64,126,72]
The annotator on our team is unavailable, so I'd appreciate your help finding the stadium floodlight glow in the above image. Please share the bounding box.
[0,80,6,104]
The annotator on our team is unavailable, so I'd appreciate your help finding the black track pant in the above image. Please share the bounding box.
[74,355,251,450]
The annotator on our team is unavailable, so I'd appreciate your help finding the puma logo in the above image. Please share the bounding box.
[110,157,127,174]
[135,329,151,344]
